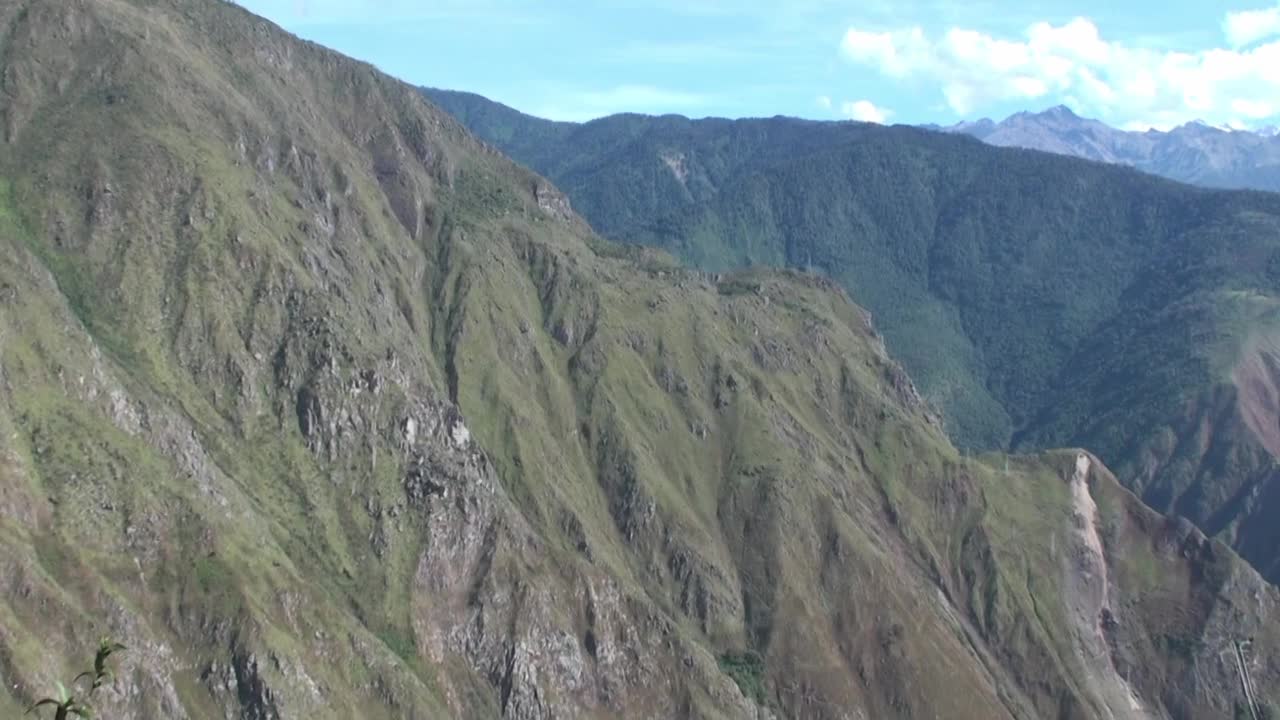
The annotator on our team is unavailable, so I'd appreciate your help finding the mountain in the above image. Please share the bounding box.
[2,1,1279,718]
[933,106,1280,193]
[424,88,1280,588]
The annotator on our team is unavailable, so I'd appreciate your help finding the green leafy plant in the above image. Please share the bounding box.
[26,638,126,719]
[25,682,91,719]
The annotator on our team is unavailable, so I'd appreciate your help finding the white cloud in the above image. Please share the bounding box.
[1224,6,1280,48]
[839,14,1280,128]
[842,99,892,123]
[842,27,931,78]
[816,95,833,110]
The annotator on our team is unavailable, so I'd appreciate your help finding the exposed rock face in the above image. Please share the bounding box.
[1064,454,1148,720]
[1,2,1280,719]
[533,181,574,222]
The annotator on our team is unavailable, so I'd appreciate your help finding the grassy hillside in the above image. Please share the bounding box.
[0,3,1278,718]
[426,88,1280,587]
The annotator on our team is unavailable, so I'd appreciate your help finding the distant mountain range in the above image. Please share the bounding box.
[926,106,1280,192]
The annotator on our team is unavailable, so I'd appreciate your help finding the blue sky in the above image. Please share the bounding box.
[236,0,1280,129]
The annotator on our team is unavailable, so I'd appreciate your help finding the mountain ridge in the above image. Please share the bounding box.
[928,105,1280,192]
[424,86,1280,592]
[1,3,1279,718]
[435,87,1280,194]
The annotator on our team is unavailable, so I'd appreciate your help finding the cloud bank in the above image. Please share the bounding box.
[840,10,1280,128]
[1224,6,1280,48]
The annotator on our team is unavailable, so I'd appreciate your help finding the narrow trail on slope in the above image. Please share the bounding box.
[1234,640,1262,720]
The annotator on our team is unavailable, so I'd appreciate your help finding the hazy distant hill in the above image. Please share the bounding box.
[929,105,1280,192]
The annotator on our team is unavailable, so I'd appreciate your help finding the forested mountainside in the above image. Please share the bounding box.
[426,87,1280,588]
[0,1,1278,718]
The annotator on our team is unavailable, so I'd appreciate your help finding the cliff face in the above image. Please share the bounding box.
[1,1,1279,718]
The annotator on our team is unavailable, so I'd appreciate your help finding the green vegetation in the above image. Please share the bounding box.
[0,2,1276,719]
[717,651,767,706]
[426,88,1280,584]
[25,684,91,720]
[26,639,124,719]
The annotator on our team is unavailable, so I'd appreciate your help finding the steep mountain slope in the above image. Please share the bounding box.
[424,89,1280,588]
[930,106,1280,193]
[2,2,1280,718]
